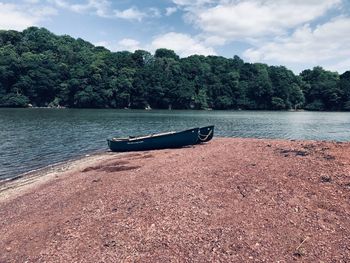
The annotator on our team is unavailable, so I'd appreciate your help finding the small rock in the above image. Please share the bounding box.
[321,176,332,183]
[92,178,101,183]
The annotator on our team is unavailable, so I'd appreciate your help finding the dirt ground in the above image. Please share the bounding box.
[1,138,350,262]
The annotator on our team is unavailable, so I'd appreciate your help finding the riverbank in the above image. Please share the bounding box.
[0,152,117,203]
[1,138,350,262]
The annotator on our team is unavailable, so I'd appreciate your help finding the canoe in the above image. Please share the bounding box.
[197,125,214,144]
[107,127,200,152]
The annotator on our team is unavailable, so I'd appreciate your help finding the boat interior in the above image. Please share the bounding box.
[111,131,176,142]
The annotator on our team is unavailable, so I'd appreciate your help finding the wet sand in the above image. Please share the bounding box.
[1,138,350,262]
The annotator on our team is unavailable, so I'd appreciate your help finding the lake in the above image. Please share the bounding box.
[1,108,350,181]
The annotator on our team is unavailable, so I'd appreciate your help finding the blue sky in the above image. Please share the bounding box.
[0,0,349,73]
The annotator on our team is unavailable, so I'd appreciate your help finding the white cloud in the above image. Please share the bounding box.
[50,1,160,21]
[94,41,111,49]
[150,32,216,57]
[327,58,350,73]
[165,7,177,16]
[188,0,341,40]
[50,0,110,17]
[203,35,227,46]
[30,6,58,17]
[114,7,146,21]
[171,0,347,71]
[96,32,216,56]
[94,38,141,52]
[76,0,110,17]
[94,40,120,51]
[243,17,350,73]
[118,38,141,51]
[114,7,161,21]
[0,2,56,31]
[149,7,161,18]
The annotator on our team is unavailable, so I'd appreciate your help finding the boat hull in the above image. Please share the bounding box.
[108,128,199,152]
[197,125,214,143]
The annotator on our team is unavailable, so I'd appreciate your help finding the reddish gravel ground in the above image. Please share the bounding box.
[1,138,350,262]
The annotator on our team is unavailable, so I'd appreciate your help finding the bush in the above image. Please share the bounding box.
[0,93,29,107]
[344,100,350,111]
[271,97,286,110]
[305,100,325,111]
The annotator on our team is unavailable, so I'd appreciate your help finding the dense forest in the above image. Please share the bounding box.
[0,27,349,110]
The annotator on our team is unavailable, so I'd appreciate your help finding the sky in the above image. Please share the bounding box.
[0,0,349,74]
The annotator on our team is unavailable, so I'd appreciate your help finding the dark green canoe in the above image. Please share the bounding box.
[107,127,200,152]
[197,125,214,144]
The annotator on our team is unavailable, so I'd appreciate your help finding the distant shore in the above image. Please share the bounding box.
[3,106,350,112]
[1,138,350,262]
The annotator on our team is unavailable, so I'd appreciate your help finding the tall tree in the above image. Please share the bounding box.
[339,71,350,110]
[301,67,340,110]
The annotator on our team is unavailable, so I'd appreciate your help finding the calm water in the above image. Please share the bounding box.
[1,108,350,180]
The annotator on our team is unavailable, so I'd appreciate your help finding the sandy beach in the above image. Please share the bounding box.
[1,138,350,262]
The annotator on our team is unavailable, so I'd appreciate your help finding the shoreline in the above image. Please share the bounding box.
[1,137,350,261]
[0,147,107,185]
[0,151,118,203]
[0,136,347,202]
[1,136,348,185]
[0,136,344,191]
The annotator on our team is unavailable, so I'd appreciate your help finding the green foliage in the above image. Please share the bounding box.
[194,89,209,109]
[289,83,305,109]
[271,97,286,110]
[339,71,350,110]
[344,101,350,111]
[300,67,340,110]
[305,100,325,111]
[154,48,179,60]
[0,27,348,110]
[0,93,29,107]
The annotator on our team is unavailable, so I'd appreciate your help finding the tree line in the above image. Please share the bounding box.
[0,27,349,110]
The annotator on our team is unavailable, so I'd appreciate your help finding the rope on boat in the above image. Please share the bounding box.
[198,129,213,142]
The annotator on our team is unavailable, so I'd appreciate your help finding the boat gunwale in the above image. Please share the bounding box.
[108,128,199,143]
